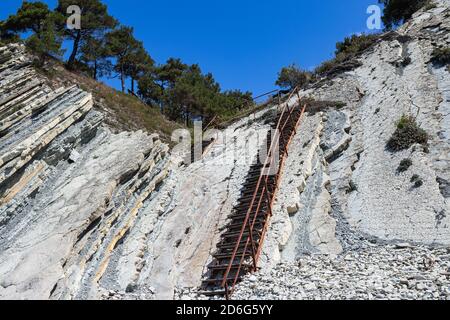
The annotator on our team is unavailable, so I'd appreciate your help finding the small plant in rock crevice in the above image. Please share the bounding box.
[386,115,429,152]
[346,180,358,194]
[431,47,450,66]
[414,179,424,188]
[398,158,413,173]
[401,56,412,67]
[411,174,424,188]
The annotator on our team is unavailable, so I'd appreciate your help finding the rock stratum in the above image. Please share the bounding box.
[1,0,450,300]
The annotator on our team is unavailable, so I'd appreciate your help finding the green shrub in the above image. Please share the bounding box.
[401,57,412,67]
[276,64,312,89]
[315,59,339,76]
[414,179,424,188]
[304,99,347,115]
[398,159,413,172]
[315,33,379,77]
[423,2,437,10]
[335,33,379,57]
[387,115,429,152]
[379,0,431,30]
[410,175,423,188]
[431,47,450,66]
[346,181,358,194]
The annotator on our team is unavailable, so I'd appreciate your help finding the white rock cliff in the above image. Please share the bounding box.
[0,0,449,300]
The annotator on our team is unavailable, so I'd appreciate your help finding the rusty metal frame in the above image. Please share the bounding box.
[220,87,307,298]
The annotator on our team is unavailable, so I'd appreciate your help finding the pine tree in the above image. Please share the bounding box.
[1,1,64,59]
[276,64,311,90]
[379,0,429,30]
[157,58,188,90]
[2,1,53,35]
[0,20,20,44]
[79,35,112,80]
[142,58,188,111]
[122,43,154,94]
[106,26,141,92]
[56,0,117,69]
[25,14,65,61]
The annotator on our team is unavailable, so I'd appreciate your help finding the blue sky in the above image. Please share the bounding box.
[1,0,382,95]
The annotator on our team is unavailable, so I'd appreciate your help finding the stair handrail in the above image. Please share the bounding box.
[220,86,301,297]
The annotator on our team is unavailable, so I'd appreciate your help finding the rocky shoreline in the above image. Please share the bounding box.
[232,244,450,300]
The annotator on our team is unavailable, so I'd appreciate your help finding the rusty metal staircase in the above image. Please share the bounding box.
[202,90,306,298]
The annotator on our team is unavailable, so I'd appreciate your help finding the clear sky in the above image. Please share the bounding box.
[1,0,382,95]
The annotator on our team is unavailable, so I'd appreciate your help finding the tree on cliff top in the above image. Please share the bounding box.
[379,0,430,29]
[2,1,53,35]
[56,0,117,69]
[276,64,311,90]
[122,43,155,94]
[79,36,112,80]
[1,1,64,59]
[106,26,142,93]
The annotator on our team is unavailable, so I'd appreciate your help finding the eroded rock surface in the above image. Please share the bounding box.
[0,44,171,299]
[1,0,450,301]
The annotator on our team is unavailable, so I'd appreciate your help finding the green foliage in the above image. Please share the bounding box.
[106,26,142,92]
[314,59,338,76]
[163,64,252,124]
[346,181,358,194]
[431,47,450,66]
[2,0,254,129]
[275,64,311,89]
[335,33,379,57]
[157,58,188,87]
[122,42,154,94]
[387,115,429,152]
[1,1,65,59]
[397,158,413,172]
[315,33,379,77]
[379,0,430,30]
[2,1,54,34]
[137,75,164,106]
[56,0,117,68]
[0,19,20,44]
[25,17,65,61]
[79,35,112,80]
[138,61,252,125]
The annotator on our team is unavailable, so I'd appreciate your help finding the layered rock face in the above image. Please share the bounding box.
[0,44,170,299]
[0,44,273,300]
[1,0,449,301]
[260,0,450,266]
[229,0,450,300]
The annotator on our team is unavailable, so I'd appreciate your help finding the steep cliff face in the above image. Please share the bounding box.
[0,43,275,299]
[0,0,449,301]
[0,44,171,299]
[232,0,450,300]
[260,0,450,266]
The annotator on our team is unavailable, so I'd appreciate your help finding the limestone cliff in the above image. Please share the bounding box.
[0,44,170,299]
[1,0,449,301]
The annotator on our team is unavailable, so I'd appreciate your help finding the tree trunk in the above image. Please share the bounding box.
[93,61,98,80]
[121,67,126,93]
[131,78,135,94]
[68,30,82,69]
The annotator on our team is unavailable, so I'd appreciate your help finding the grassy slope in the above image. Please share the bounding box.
[35,60,184,144]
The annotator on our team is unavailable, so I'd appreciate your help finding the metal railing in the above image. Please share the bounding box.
[220,87,307,298]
